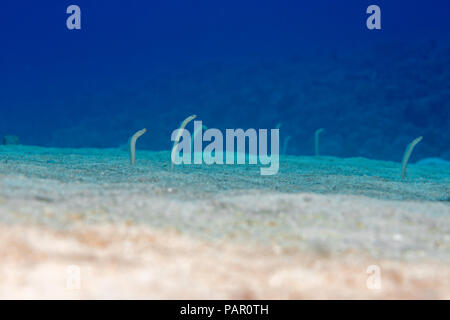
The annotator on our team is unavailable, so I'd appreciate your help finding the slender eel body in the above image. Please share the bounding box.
[315,128,324,157]
[401,136,423,180]
[130,128,147,165]
[171,115,197,170]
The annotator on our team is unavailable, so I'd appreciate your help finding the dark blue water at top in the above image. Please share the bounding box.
[1,0,449,162]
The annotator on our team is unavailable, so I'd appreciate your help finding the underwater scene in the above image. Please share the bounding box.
[0,0,449,299]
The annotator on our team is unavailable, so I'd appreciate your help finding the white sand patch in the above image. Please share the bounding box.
[0,145,449,298]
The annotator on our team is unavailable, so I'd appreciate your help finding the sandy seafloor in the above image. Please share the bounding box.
[0,145,449,299]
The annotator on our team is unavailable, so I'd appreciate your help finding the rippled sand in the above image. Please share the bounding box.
[0,145,449,299]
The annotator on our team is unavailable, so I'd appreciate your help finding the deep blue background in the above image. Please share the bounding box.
[1,1,449,161]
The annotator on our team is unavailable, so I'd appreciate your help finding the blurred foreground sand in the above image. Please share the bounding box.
[0,146,449,299]
[0,224,449,299]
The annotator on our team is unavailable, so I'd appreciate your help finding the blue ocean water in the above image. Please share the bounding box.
[1,0,449,162]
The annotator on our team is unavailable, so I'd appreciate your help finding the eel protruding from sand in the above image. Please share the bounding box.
[130,128,147,165]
